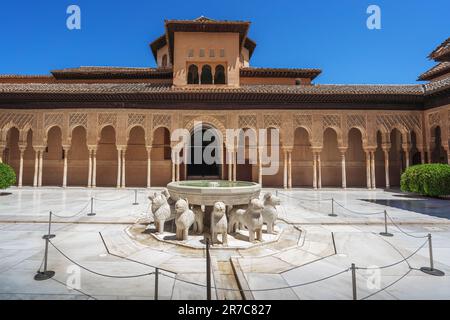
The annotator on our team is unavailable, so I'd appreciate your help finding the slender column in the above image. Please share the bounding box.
[287,151,292,189]
[33,149,39,187]
[370,151,376,189]
[116,148,121,188]
[383,149,390,189]
[171,149,175,182]
[121,148,126,188]
[38,149,43,187]
[176,153,180,181]
[88,149,92,188]
[317,152,322,189]
[258,148,263,186]
[228,151,232,181]
[313,153,317,189]
[62,147,69,188]
[233,151,237,181]
[365,151,371,189]
[403,144,410,168]
[419,148,425,164]
[18,147,25,188]
[146,147,152,188]
[0,145,4,163]
[427,147,432,164]
[92,149,97,188]
[340,151,347,189]
[283,150,287,189]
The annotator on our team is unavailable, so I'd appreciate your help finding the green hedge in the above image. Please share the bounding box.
[0,163,16,189]
[400,163,450,197]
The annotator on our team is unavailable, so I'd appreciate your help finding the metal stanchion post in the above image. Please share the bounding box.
[34,212,56,281]
[206,238,211,300]
[420,233,445,276]
[379,210,393,237]
[154,267,159,300]
[133,189,139,206]
[328,198,337,217]
[87,197,96,216]
[351,263,357,300]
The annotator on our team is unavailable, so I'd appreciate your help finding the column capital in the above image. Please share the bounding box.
[87,145,97,151]
[338,147,348,154]
[281,146,293,153]
[311,147,322,154]
[381,143,391,152]
[62,144,71,151]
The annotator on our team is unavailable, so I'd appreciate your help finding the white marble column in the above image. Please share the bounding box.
[283,150,287,189]
[116,148,121,188]
[317,152,322,189]
[365,151,371,189]
[176,153,180,181]
[18,147,25,188]
[233,151,237,181]
[121,148,126,188]
[370,151,376,189]
[62,147,69,188]
[340,151,347,189]
[258,148,263,186]
[33,149,39,187]
[403,144,410,168]
[88,149,92,188]
[287,151,292,189]
[92,149,97,188]
[228,150,232,181]
[383,149,390,189]
[38,149,43,187]
[0,146,4,163]
[171,149,175,182]
[313,153,317,189]
[146,147,152,188]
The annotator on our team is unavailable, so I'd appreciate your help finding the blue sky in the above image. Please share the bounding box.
[0,0,449,84]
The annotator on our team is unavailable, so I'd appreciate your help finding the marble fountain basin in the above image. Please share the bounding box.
[166,180,261,206]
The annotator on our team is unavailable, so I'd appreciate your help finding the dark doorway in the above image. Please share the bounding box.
[187,126,221,179]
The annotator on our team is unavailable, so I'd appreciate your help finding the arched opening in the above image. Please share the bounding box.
[431,126,447,163]
[236,128,257,182]
[22,129,35,186]
[347,128,366,187]
[389,128,403,186]
[151,127,171,186]
[187,64,199,84]
[161,54,168,68]
[261,127,282,187]
[43,126,63,186]
[214,65,226,84]
[292,127,312,186]
[126,126,147,187]
[375,131,385,188]
[321,128,340,187]
[201,65,213,84]
[187,125,221,179]
[68,126,89,186]
[96,126,117,187]
[4,127,20,185]
[410,131,421,165]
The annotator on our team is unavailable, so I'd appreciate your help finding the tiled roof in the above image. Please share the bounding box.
[424,76,450,95]
[418,62,450,81]
[240,67,321,79]
[0,82,426,104]
[429,37,450,62]
[51,67,173,79]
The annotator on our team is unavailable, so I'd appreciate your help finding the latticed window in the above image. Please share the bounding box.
[201,65,213,84]
[214,65,226,84]
[187,64,199,84]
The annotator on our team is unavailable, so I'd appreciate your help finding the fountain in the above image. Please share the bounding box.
[166,180,261,206]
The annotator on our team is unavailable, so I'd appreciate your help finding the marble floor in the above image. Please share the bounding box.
[0,187,450,300]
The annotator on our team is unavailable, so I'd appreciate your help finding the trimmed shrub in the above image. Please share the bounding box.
[0,163,16,189]
[400,163,450,197]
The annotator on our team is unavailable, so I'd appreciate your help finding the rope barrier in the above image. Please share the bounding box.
[48,240,155,279]
[51,200,91,219]
[333,200,385,216]
[277,192,333,202]
[91,192,134,202]
[360,268,413,300]
[386,214,429,239]
[50,277,98,300]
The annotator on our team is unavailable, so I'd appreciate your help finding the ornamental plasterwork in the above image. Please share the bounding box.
[238,115,257,129]
[98,112,117,128]
[152,114,171,129]
[44,113,64,131]
[263,114,282,128]
[323,114,341,129]
[0,113,34,130]
[69,112,88,130]
[127,113,146,128]
[377,114,422,133]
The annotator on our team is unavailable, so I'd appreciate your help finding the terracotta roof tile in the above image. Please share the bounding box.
[418,62,450,81]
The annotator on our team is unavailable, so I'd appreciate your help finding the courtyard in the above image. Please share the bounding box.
[1,187,449,300]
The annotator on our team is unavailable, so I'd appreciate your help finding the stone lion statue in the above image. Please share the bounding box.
[192,205,205,234]
[175,199,195,241]
[147,192,171,234]
[228,198,265,242]
[261,192,281,234]
[211,201,228,246]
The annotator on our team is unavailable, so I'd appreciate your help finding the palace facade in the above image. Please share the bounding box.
[1,17,449,189]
